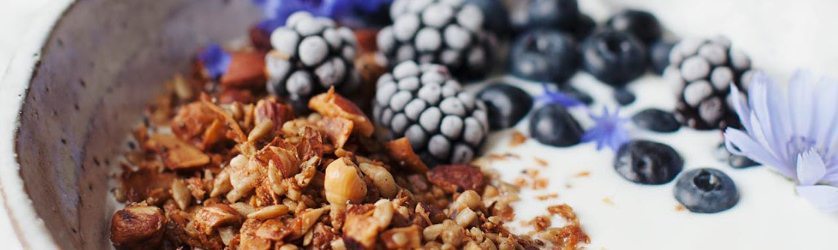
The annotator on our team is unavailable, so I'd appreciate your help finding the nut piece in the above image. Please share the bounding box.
[381,225,422,249]
[358,163,398,198]
[308,88,374,137]
[110,205,166,249]
[427,164,486,193]
[193,204,243,235]
[324,158,367,207]
[386,138,429,173]
[220,51,267,88]
[145,134,210,170]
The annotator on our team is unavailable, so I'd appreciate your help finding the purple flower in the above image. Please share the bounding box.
[582,107,631,151]
[253,0,391,31]
[536,83,584,108]
[724,70,838,212]
[197,44,231,80]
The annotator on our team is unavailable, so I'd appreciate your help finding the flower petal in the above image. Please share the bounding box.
[729,85,752,131]
[796,185,838,212]
[725,128,791,177]
[787,70,816,136]
[796,149,826,186]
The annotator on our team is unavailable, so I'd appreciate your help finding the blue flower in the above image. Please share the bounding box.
[252,0,392,31]
[582,107,631,151]
[724,70,838,212]
[197,44,231,80]
[536,83,584,108]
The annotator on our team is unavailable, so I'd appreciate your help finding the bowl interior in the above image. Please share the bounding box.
[15,0,259,248]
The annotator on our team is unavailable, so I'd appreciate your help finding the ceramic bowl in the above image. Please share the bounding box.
[0,0,259,248]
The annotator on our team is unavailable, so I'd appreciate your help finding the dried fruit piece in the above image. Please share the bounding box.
[427,164,486,193]
[308,88,374,137]
[110,205,166,249]
[145,134,210,170]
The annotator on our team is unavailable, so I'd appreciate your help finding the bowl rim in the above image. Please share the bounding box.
[0,0,74,249]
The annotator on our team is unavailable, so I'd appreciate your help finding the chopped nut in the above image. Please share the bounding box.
[171,179,191,210]
[451,190,482,211]
[455,208,477,226]
[386,138,429,173]
[308,88,374,137]
[110,205,166,249]
[248,205,290,220]
[359,163,399,198]
[220,50,267,88]
[230,202,257,216]
[210,168,232,198]
[343,204,380,248]
[255,98,294,133]
[193,204,242,235]
[427,165,486,193]
[373,199,394,228]
[324,158,367,207]
[315,116,354,148]
[247,119,274,142]
[146,134,210,170]
[381,225,422,249]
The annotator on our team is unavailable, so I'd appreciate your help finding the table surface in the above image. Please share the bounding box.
[1,0,837,249]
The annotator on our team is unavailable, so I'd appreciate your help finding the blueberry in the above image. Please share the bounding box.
[649,40,676,75]
[509,30,580,84]
[729,155,759,169]
[582,30,647,87]
[715,143,760,169]
[569,14,596,40]
[605,9,662,45]
[560,85,593,105]
[529,104,583,147]
[465,0,512,36]
[631,108,680,133]
[614,88,636,106]
[521,0,580,30]
[614,140,684,185]
[674,168,740,213]
[477,83,533,130]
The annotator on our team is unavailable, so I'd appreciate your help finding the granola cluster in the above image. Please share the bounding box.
[109,45,587,250]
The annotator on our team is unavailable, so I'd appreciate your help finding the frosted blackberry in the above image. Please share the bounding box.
[378,0,494,80]
[664,36,755,130]
[373,61,489,166]
[265,12,359,111]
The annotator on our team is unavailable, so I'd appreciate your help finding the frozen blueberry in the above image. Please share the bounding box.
[560,85,593,105]
[614,88,636,105]
[529,104,583,147]
[715,143,760,169]
[631,108,680,133]
[509,30,580,84]
[614,140,684,185]
[522,0,580,30]
[582,30,647,87]
[605,9,662,45]
[569,14,596,40]
[477,83,533,130]
[675,168,740,213]
[649,40,676,75]
[465,0,512,36]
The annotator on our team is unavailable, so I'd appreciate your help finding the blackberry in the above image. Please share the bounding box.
[378,0,494,79]
[664,36,754,130]
[265,12,360,112]
[373,61,489,166]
